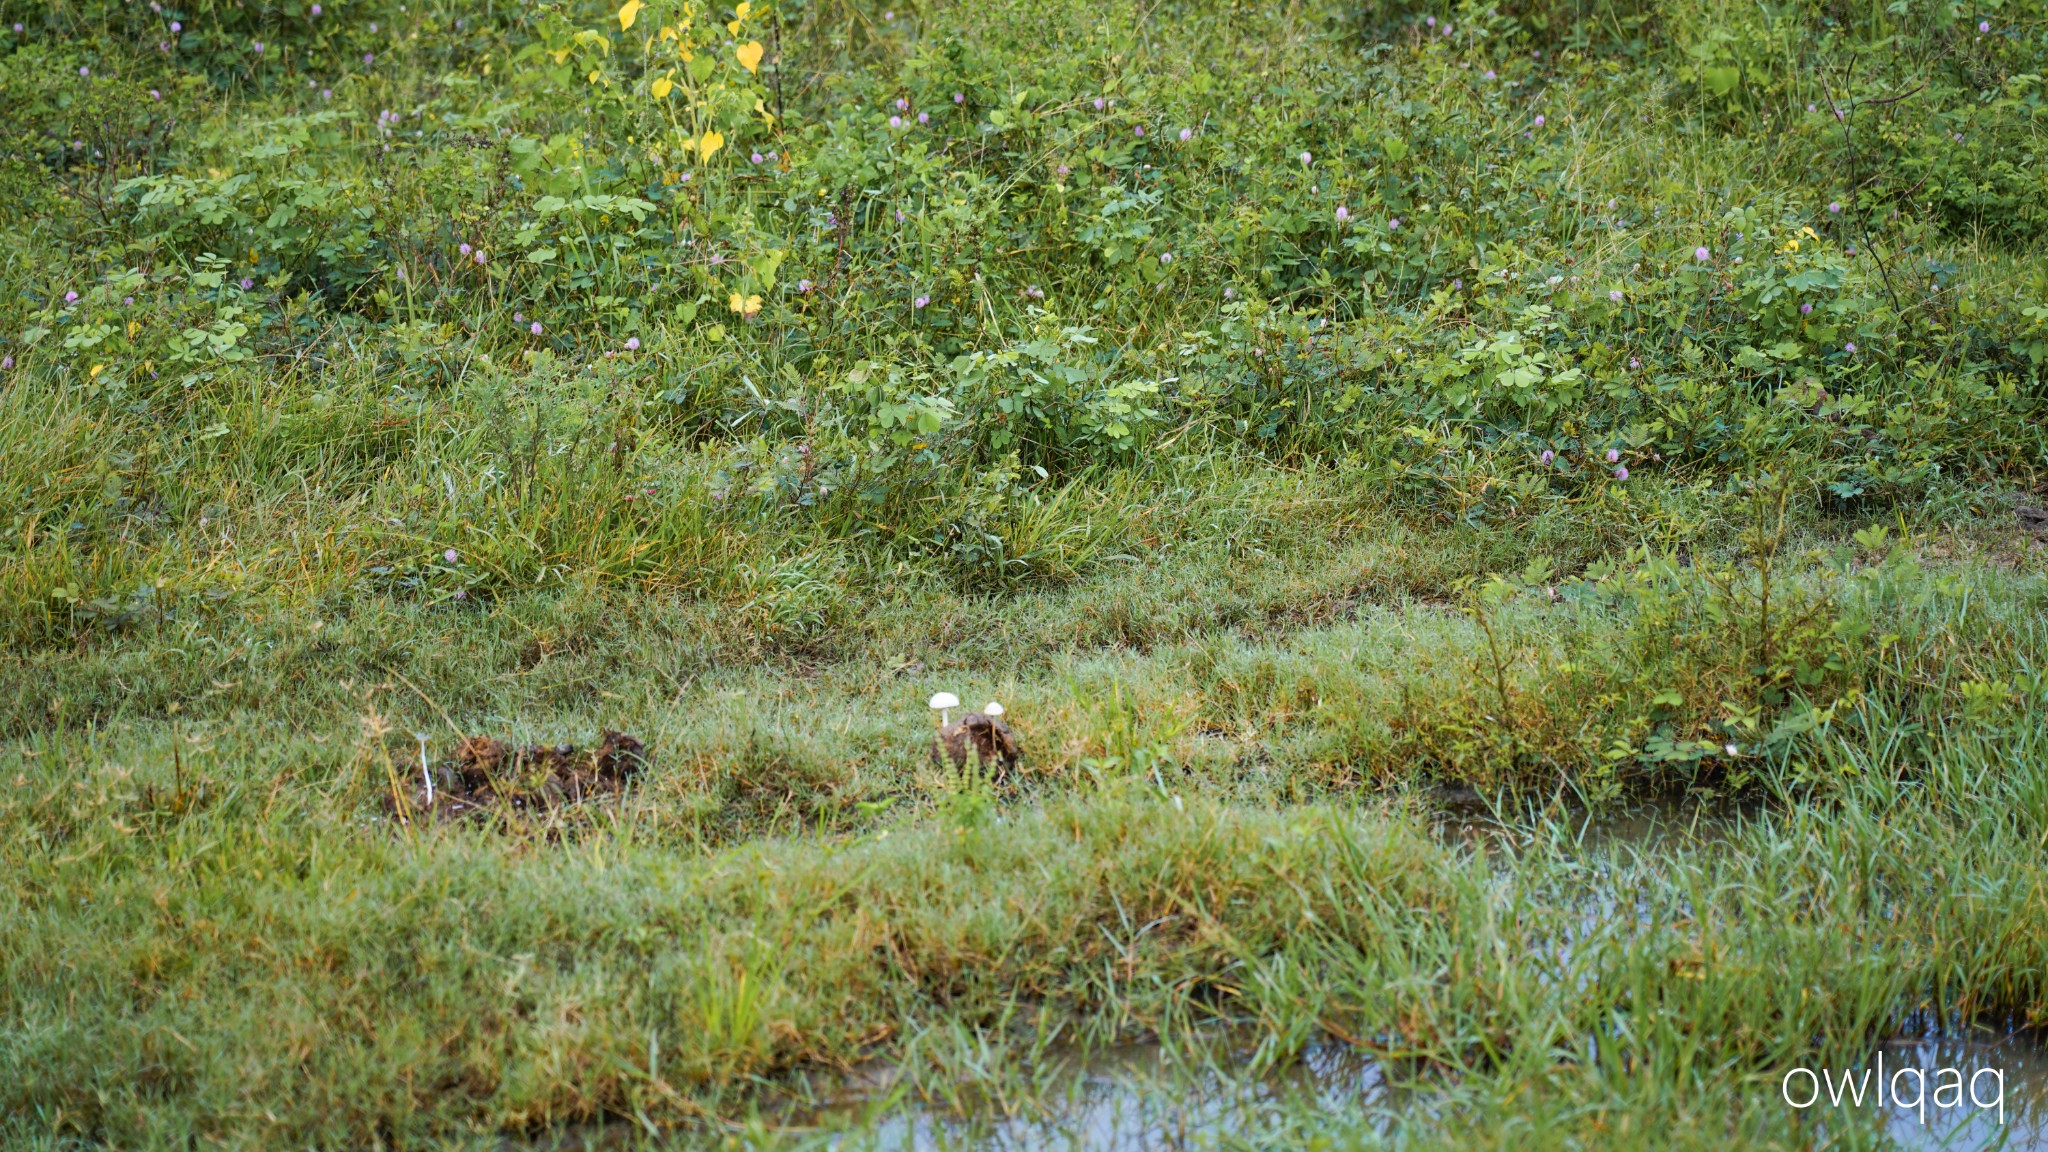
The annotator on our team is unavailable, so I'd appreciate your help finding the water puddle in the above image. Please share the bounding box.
[808,1039,1399,1150]
[1863,1027,2048,1150]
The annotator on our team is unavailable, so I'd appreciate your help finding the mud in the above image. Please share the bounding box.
[390,731,648,821]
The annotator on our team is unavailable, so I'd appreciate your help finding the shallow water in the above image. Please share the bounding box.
[801,1027,2048,1151]
[814,1040,1397,1150]
[1868,1029,2048,1151]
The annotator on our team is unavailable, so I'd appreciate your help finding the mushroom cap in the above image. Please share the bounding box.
[982,701,1005,716]
[928,692,960,710]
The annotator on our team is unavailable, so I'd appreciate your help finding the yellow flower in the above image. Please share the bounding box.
[736,41,763,73]
[1784,239,1799,252]
[728,292,763,316]
[651,76,673,99]
[618,0,642,30]
[696,130,724,161]
[90,364,104,378]
[736,2,753,18]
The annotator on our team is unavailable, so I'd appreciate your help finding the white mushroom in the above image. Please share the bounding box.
[929,692,960,727]
[982,701,1005,717]
[416,733,434,803]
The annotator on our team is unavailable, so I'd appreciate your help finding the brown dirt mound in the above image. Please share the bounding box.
[390,731,648,822]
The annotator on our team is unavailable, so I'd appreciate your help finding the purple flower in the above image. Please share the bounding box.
[1159,251,1173,265]
[1614,466,1629,481]
[79,66,89,77]
[914,295,929,308]
[896,97,909,111]
[1827,201,1841,213]
[888,115,902,129]
[253,41,264,53]
[364,53,374,66]
[312,4,322,14]
[917,111,929,124]
[153,89,164,99]
[171,20,181,31]
[1540,450,1555,465]
[954,92,965,104]
[1533,114,1546,127]
[64,291,78,304]
[1299,151,1313,165]
[1388,217,1400,229]
[514,311,525,323]
[1335,206,1349,221]
[11,23,21,33]
[1844,342,1856,354]
[798,280,813,292]
[751,151,764,163]
[453,589,467,601]
[1979,19,1990,32]
[1484,69,1497,79]
[1093,97,1106,111]
[1179,127,1193,141]
[473,251,487,265]
[1426,15,1436,25]
[625,337,640,351]
[1056,164,1070,177]
[1800,302,1813,315]
[239,278,254,290]
[1452,278,1463,290]
[1846,245,1857,255]
[1026,285,1044,299]
[444,549,459,564]
[123,296,133,306]
[1609,289,1623,302]
[1629,357,1641,369]
[459,242,473,256]
[1606,448,1621,463]
[1,356,12,369]
[1694,246,1710,262]
[530,321,543,335]
[1223,286,1236,299]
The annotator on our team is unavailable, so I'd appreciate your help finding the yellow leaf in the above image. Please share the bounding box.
[126,321,139,337]
[728,292,746,313]
[650,77,673,99]
[588,69,602,83]
[743,294,763,316]
[659,25,677,41]
[618,0,643,30]
[90,364,104,378]
[736,41,763,74]
[698,130,724,161]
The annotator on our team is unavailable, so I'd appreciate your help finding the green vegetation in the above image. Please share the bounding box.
[3,0,2046,1146]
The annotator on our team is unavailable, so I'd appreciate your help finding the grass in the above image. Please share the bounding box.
[4,0,2048,1145]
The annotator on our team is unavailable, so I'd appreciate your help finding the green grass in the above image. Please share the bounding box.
[4,0,2048,1145]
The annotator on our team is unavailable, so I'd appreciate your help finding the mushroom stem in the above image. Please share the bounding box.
[417,735,433,803]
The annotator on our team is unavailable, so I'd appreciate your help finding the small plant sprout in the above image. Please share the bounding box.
[929,692,959,727]
[982,701,1004,717]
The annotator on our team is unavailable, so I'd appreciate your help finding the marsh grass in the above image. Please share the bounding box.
[6,0,2048,1145]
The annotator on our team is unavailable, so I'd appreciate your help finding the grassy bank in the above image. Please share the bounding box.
[3,0,2047,1145]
